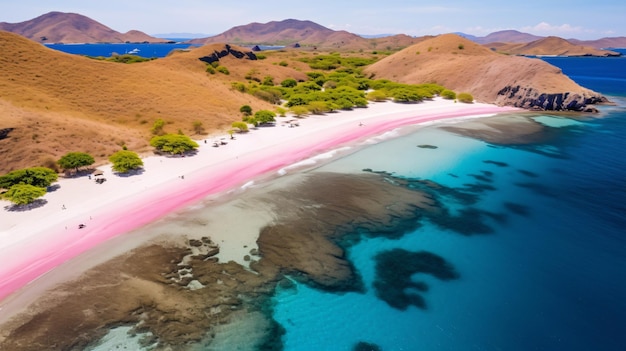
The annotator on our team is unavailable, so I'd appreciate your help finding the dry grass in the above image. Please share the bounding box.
[0,32,312,172]
[364,33,593,103]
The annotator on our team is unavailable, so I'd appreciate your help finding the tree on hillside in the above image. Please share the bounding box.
[240,105,253,116]
[0,167,58,189]
[109,150,144,173]
[150,134,199,155]
[57,152,95,173]
[151,118,166,135]
[192,120,205,135]
[1,184,47,205]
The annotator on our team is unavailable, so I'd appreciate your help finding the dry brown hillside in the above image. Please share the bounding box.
[489,36,619,56]
[364,33,605,109]
[192,19,422,51]
[0,31,306,173]
[0,12,162,43]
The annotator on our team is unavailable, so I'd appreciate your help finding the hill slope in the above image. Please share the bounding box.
[191,19,421,50]
[489,36,620,56]
[0,31,307,173]
[364,34,606,110]
[0,11,161,43]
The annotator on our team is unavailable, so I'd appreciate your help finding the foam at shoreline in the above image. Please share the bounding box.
[0,99,517,310]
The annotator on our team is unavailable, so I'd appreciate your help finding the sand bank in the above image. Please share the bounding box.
[0,98,517,306]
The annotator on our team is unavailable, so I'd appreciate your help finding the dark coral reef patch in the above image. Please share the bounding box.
[373,249,460,310]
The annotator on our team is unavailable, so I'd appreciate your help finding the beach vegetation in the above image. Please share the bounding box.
[306,101,332,114]
[367,90,390,102]
[205,65,215,74]
[109,150,144,173]
[231,121,249,132]
[57,152,95,173]
[252,110,277,125]
[275,107,288,117]
[440,89,456,100]
[151,118,166,135]
[150,134,199,155]
[0,167,58,189]
[240,105,253,116]
[457,92,474,103]
[290,105,309,117]
[279,61,288,67]
[1,184,47,205]
[192,121,205,135]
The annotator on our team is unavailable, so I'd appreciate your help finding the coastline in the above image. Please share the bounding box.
[0,98,518,311]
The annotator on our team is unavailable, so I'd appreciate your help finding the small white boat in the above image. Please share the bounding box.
[128,48,140,54]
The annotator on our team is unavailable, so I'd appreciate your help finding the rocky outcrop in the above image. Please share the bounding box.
[496,85,608,112]
[197,44,257,64]
[364,34,611,113]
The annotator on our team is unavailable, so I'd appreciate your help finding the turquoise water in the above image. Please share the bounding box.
[271,58,626,350]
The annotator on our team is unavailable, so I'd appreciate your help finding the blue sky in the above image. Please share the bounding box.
[1,0,624,39]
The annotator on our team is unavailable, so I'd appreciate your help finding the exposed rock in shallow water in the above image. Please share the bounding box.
[0,172,437,350]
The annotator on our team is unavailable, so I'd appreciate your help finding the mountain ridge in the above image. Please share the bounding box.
[0,11,163,43]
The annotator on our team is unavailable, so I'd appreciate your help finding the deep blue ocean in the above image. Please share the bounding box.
[43,42,284,58]
[43,42,196,58]
[268,51,626,350]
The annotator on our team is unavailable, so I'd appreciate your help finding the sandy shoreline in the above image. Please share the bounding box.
[0,98,518,307]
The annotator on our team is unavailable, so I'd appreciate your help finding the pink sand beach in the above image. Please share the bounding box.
[0,99,517,310]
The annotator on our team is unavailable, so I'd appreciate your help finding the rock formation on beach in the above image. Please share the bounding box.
[364,34,609,111]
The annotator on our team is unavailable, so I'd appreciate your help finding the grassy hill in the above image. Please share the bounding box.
[364,34,603,106]
[0,12,161,43]
[0,31,306,173]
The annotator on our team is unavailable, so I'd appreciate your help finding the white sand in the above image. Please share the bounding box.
[0,99,518,310]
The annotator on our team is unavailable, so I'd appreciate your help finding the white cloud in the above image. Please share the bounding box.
[520,22,592,36]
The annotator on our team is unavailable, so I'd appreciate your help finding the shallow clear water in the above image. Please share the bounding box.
[272,106,626,350]
[83,51,626,351]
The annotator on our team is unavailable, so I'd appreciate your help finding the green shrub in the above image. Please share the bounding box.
[239,105,252,116]
[279,61,288,66]
[0,167,58,189]
[231,82,246,92]
[206,65,215,74]
[440,89,456,100]
[150,134,199,155]
[281,78,298,88]
[457,92,474,103]
[253,110,276,125]
[231,121,249,132]
[216,66,230,75]
[109,150,143,173]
